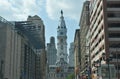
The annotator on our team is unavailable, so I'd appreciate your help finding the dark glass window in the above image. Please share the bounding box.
[109,43,120,48]
[107,13,120,17]
[107,3,120,8]
[108,23,120,28]
[109,33,120,38]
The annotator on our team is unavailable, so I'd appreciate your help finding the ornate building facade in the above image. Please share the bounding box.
[47,10,74,79]
[56,10,68,63]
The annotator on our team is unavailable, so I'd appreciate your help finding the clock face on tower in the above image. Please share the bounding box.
[60,32,63,35]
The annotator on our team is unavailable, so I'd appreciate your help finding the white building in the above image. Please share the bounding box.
[56,10,68,63]
[48,10,74,79]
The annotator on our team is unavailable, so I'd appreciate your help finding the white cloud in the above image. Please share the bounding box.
[46,0,85,21]
[0,0,86,22]
[0,0,44,21]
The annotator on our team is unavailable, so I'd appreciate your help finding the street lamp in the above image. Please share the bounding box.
[102,53,113,79]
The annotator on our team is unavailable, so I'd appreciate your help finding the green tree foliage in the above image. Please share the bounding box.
[66,73,75,79]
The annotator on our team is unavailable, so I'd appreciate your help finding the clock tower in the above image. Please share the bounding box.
[56,10,68,66]
[48,11,74,79]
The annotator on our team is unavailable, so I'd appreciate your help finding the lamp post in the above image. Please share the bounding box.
[102,53,113,79]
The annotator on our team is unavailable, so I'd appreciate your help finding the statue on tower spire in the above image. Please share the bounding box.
[61,10,63,15]
[58,10,66,28]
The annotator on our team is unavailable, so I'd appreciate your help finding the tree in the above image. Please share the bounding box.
[66,73,75,79]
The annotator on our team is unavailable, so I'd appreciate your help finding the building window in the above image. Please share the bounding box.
[60,39,63,43]
[109,43,120,48]
[107,12,120,18]
[108,23,120,28]
[109,33,120,38]
[61,45,63,50]
[107,3,120,8]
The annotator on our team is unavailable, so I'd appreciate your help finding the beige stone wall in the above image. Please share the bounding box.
[0,23,8,78]
[0,15,46,79]
[40,49,47,79]
[0,23,22,79]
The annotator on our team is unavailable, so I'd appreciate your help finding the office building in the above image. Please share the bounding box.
[47,36,57,65]
[0,16,36,79]
[69,42,75,67]
[79,1,90,76]
[0,15,46,79]
[90,0,120,77]
[74,29,80,79]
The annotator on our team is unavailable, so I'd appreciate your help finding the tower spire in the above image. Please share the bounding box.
[56,10,68,64]
[61,10,63,16]
[58,10,66,28]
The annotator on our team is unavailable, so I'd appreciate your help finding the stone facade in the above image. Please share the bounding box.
[27,15,46,79]
[0,15,46,79]
[47,37,57,65]
[74,29,80,79]
[69,42,75,67]
[0,22,22,79]
[79,1,90,76]
[48,65,74,79]
[47,10,74,79]
[0,18,36,79]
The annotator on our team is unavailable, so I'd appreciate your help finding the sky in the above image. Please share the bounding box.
[0,0,86,50]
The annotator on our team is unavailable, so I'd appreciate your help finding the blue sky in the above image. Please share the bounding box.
[0,0,86,49]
